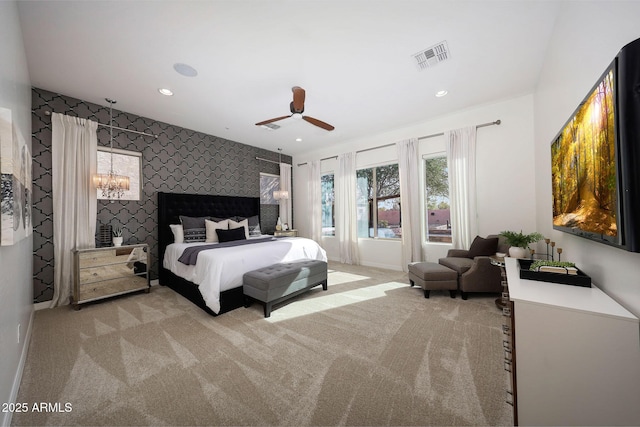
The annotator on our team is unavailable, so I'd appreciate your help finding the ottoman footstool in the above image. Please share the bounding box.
[243,259,328,317]
[408,262,458,298]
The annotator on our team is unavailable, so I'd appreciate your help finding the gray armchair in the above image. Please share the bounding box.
[438,234,510,300]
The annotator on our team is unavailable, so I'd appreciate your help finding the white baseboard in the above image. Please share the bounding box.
[327,257,403,272]
[2,308,34,427]
[359,260,404,271]
[33,300,50,311]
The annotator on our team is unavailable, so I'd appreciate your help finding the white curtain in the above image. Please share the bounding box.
[397,138,422,270]
[336,152,359,264]
[446,126,477,250]
[279,162,292,229]
[308,160,322,243]
[51,113,98,307]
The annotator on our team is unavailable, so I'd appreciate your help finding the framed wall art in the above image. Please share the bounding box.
[97,146,142,201]
[259,172,280,205]
[1,107,33,246]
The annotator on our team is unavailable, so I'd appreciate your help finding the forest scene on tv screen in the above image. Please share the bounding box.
[552,68,618,238]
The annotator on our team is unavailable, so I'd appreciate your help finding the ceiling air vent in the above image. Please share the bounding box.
[261,123,281,130]
[412,41,450,71]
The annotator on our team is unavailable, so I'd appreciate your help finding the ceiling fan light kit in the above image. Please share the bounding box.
[256,86,334,131]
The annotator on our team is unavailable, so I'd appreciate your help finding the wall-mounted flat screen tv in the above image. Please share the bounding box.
[551,37,640,253]
[551,63,619,245]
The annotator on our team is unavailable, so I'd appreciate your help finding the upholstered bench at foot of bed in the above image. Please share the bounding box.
[243,260,328,318]
[408,262,458,299]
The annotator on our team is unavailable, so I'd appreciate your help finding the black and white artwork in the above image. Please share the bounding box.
[1,107,32,246]
[259,173,280,205]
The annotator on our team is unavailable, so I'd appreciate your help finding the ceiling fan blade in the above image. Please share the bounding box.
[255,115,291,126]
[291,86,305,113]
[303,115,335,131]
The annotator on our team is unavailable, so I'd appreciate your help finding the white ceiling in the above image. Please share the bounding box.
[17,0,559,156]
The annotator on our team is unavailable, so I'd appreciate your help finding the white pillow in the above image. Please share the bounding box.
[205,219,229,243]
[228,218,249,239]
[169,224,184,243]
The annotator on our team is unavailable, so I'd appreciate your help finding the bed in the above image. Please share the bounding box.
[157,192,327,315]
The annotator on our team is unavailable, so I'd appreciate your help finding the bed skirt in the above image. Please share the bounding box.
[159,268,245,316]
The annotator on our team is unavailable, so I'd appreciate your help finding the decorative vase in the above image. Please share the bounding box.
[276,217,282,231]
[113,236,123,247]
[509,246,528,258]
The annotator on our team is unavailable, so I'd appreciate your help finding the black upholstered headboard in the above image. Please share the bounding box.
[157,192,260,282]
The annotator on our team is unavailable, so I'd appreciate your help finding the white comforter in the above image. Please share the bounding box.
[163,236,327,313]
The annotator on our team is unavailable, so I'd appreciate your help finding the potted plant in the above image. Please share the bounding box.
[500,230,544,258]
[112,226,123,247]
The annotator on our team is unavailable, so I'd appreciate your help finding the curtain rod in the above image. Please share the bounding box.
[417,119,501,141]
[256,156,291,165]
[297,119,501,166]
[44,110,158,138]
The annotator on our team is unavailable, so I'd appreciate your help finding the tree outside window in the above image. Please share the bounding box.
[321,173,335,236]
[424,155,452,243]
[356,164,401,239]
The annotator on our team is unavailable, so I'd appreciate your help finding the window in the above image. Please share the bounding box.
[97,147,142,201]
[260,173,280,205]
[321,173,335,236]
[356,164,401,239]
[424,155,452,243]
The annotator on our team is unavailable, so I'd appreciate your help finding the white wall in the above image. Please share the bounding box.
[534,2,640,317]
[293,94,536,269]
[0,2,33,425]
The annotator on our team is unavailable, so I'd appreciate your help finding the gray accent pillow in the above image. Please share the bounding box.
[180,215,207,242]
[236,215,262,237]
[210,216,229,223]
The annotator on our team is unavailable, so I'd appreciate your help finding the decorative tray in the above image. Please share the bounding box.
[518,259,591,288]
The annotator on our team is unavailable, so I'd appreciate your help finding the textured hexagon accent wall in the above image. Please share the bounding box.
[31,88,290,303]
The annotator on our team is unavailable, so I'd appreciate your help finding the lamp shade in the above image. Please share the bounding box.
[94,172,130,199]
[273,189,289,200]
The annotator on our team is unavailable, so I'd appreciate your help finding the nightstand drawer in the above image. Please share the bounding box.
[77,275,149,304]
[78,249,120,266]
[79,263,141,285]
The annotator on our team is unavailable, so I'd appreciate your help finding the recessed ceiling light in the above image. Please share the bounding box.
[435,90,448,97]
[296,138,302,142]
[173,63,198,77]
[158,88,174,96]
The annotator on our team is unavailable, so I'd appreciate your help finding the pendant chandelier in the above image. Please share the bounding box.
[273,148,289,200]
[93,98,130,199]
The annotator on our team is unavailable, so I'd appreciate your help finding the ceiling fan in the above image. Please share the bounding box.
[255,86,335,131]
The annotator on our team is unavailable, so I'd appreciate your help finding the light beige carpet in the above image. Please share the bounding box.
[12,262,512,426]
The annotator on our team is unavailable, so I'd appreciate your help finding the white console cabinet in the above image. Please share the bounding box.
[505,257,640,426]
